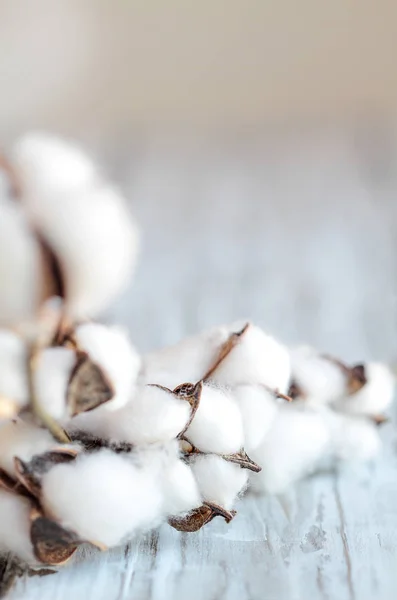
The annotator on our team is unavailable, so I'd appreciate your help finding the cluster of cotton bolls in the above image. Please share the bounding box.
[0,133,395,574]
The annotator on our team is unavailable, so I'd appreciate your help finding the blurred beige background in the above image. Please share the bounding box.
[1,0,397,138]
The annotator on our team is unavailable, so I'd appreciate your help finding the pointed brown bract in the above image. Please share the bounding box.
[287,380,304,400]
[168,503,236,532]
[67,353,114,416]
[0,468,32,500]
[68,430,134,454]
[203,323,250,381]
[30,508,81,565]
[14,450,77,498]
[222,449,262,473]
[173,381,203,438]
[347,363,367,395]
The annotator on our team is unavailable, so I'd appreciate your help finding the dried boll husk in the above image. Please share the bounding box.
[12,133,140,320]
[249,405,330,495]
[231,384,280,452]
[71,383,192,445]
[183,383,245,455]
[332,363,395,420]
[189,454,249,512]
[41,449,163,548]
[71,323,141,412]
[0,330,29,419]
[0,488,37,564]
[14,449,78,499]
[0,200,44,328]
[288,346,348,405]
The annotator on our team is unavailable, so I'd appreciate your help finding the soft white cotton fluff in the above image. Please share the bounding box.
[210,325,291,393]
[0,419,56,476]
[250,406,330,495]
[190,455,248,510]
[161,458,202,516]
[141,323,236,388]
[232,384,279,452]
[333,363,395,417]
[34,347,76,420]
[0,200,42,326]
[322,411,382,463]
[185,384,244,455]
[0,330,28,414]
[0,489,36,564]
[41,450,163,548]
[73,323,141,411]
[13,134,140,319]
[289,346,347,405]
[71,384,191,445]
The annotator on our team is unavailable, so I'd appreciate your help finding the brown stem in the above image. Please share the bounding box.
[203,323,250,381]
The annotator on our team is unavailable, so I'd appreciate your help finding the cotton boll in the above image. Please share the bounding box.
[0,419,55,476]
[141,323,237,388]
[73,323,141,411]
[34,347,76,420]
[289,346,347,405]
[0,489,36,564]
[0,201,42,326]
[232,384,279,452]
[250,406,330,495]
[190,454,248,510]
[71,384,191,445]
[185,384,244,455]
[210,325,291,393]
[13,133,96,194]
[41,450,163,548]
[323,411,382,463]
[0,330,29,415]
[157,446,202,516]
[333,363,395,417]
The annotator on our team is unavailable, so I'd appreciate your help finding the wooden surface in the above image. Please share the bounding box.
[8,128,397,599]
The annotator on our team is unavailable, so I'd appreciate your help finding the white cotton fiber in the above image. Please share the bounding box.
[0,489,36,564]
[333,363,395,417]
[71,384,191,445]
[289,346,347,405]
[190,454,248,510]
[185,384,244,455]
[74,323,141,411]
[0,418,56,476]
[210,324,291,393]
[232,384,279,452]
[141,323,236,388]
[323,411,382,463]
[41,450,163,548]
[13,133,96,195]
[0,330,29,415]
[0,200,42,327]
[34,347,76,420]
[250,406,330,495]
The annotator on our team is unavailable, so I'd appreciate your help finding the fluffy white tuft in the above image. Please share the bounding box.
[190,454,248,510]
[34,347,76,420]
[250,406,330,495]
[232,384,279,452]
[333,363,395,417]
[211,324,291,393]
[71,384,191,445]
[289,346,347,405]
[0,419,56,475]
[0,200,42,326]
[0,489,36,564]
[41,449,163,548]
[323,411,382,463]
[185,384,244,454]
[0,330,28,412]
[74,323,141,411]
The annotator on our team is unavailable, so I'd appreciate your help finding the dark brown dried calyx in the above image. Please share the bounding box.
[168,502,236,532]
[67,352,114,416]
[221,449,261,473]
[321,355,367,395]
[68,430,134,454]
[0,468,32,500]
[287,380,305,400]
[14,449,78,498]
[203,323,250,381]
[30,507,81,566]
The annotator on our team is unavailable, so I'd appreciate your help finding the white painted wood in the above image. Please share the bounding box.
[8,128,397,599]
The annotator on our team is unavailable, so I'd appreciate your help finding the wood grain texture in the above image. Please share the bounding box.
[8,128,397,599]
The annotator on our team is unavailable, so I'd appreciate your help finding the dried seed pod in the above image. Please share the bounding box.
[67,353,114,417]
[14,449,77,498]
[29,507,80,566]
